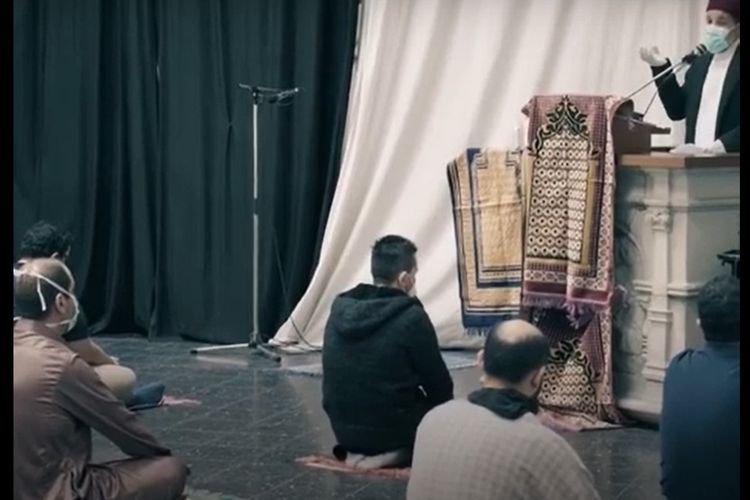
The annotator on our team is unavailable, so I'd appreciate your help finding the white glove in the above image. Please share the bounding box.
[707,139,726,155]
[639,46,668,67]
[670,141,727,156]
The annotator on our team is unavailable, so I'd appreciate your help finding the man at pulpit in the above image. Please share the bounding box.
[639,0,740,153]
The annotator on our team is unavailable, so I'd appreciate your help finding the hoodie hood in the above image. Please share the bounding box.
[328,283,420,339]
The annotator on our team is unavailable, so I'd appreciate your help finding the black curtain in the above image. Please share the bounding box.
[13,0,359,342]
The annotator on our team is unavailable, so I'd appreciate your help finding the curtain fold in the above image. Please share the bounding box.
[13,0,359,342]
[273,0,705,348]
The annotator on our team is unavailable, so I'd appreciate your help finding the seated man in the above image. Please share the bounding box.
[660,275,740,500]
[17,221,162,407]
[13,258,187,500]
[322,235,453,468]
[408,319,600,500]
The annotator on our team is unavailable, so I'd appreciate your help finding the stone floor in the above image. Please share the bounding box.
[92,336,663,500]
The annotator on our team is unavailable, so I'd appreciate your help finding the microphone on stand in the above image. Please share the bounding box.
[626,44,708,103]
[639,45,708,120]
[238,85,302,104]
[265,87,301,104]
[680,43,708,64]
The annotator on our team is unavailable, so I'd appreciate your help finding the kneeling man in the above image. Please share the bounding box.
[322,235,453,468]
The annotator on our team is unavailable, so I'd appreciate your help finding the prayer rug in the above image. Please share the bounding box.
[296,455,410,480]
[532,308,622,430]
[447,148,524,334]
[130,395,202,412]
[521,95,624,310]
[521,95,629,429]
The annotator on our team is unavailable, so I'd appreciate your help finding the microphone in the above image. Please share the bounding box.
[237,84,301,104]
[265,87,301,103]
[681,44,707,63]
[249,86,286,94]
[625,45,707,102]
[638,45,707,119]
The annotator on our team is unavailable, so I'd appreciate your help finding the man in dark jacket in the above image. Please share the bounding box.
[322,235,453,468]
[639,0,740,153]
[660,274,739,500]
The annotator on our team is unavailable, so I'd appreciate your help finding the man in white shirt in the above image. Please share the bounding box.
[639,0,740,153]
[407,320,600,500]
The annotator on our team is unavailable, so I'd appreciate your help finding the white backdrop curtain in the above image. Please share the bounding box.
[273,0,706,349]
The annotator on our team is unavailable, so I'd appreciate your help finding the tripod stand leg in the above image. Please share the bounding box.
[252,344,282,362]
[189,343,249,354]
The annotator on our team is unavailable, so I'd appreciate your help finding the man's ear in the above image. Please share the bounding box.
[54,293,67,314]
[396,271,411,290]
[530,366,545,388]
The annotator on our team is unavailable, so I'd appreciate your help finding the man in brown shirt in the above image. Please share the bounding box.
[16,220,141,405]
[13,258,187,500]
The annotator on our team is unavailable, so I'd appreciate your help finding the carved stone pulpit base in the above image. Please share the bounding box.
[613,154,740,423]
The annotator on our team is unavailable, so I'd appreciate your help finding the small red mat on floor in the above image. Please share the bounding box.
[162,395,201,407]
[130,395,201,412]
[296,455,410,480]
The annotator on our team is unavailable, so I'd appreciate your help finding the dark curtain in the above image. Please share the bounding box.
[13,0,359,342]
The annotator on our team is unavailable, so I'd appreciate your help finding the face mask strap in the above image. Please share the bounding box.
[36,278,47,312]
[14,268,72,296]
[14,267,76,323]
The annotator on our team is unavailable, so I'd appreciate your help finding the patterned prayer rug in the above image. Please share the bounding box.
[521,95,628,429]
[296,455,410,480]
[532,308,622,430]
[447,148,524,334]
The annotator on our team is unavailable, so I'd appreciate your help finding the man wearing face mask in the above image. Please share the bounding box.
[639,0,740,154]
[16,220,164,409]
[407,320,600,500]
[322,235,453,469]
[13,258,188,500]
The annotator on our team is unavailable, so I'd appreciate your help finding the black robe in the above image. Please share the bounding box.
[652,46,740,152]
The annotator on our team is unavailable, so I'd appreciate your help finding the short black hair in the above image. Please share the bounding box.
[483,321,550,383]
[698,275,740,342]
[19,221,73,259]
[14,260,74,320]
[371,235,417,284]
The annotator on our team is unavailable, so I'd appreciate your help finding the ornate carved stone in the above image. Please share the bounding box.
[647,208,672,232]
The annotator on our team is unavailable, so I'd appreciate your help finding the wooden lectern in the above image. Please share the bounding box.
[611,101,670,154]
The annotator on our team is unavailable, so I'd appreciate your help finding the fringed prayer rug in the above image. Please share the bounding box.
[447,148,524,335]
[521,95,628,429]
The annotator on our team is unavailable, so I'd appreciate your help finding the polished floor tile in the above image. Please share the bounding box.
[91,336,662,499]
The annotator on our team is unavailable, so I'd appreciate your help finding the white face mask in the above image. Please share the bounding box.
[408,284,418,298]
[13,268,80,333]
